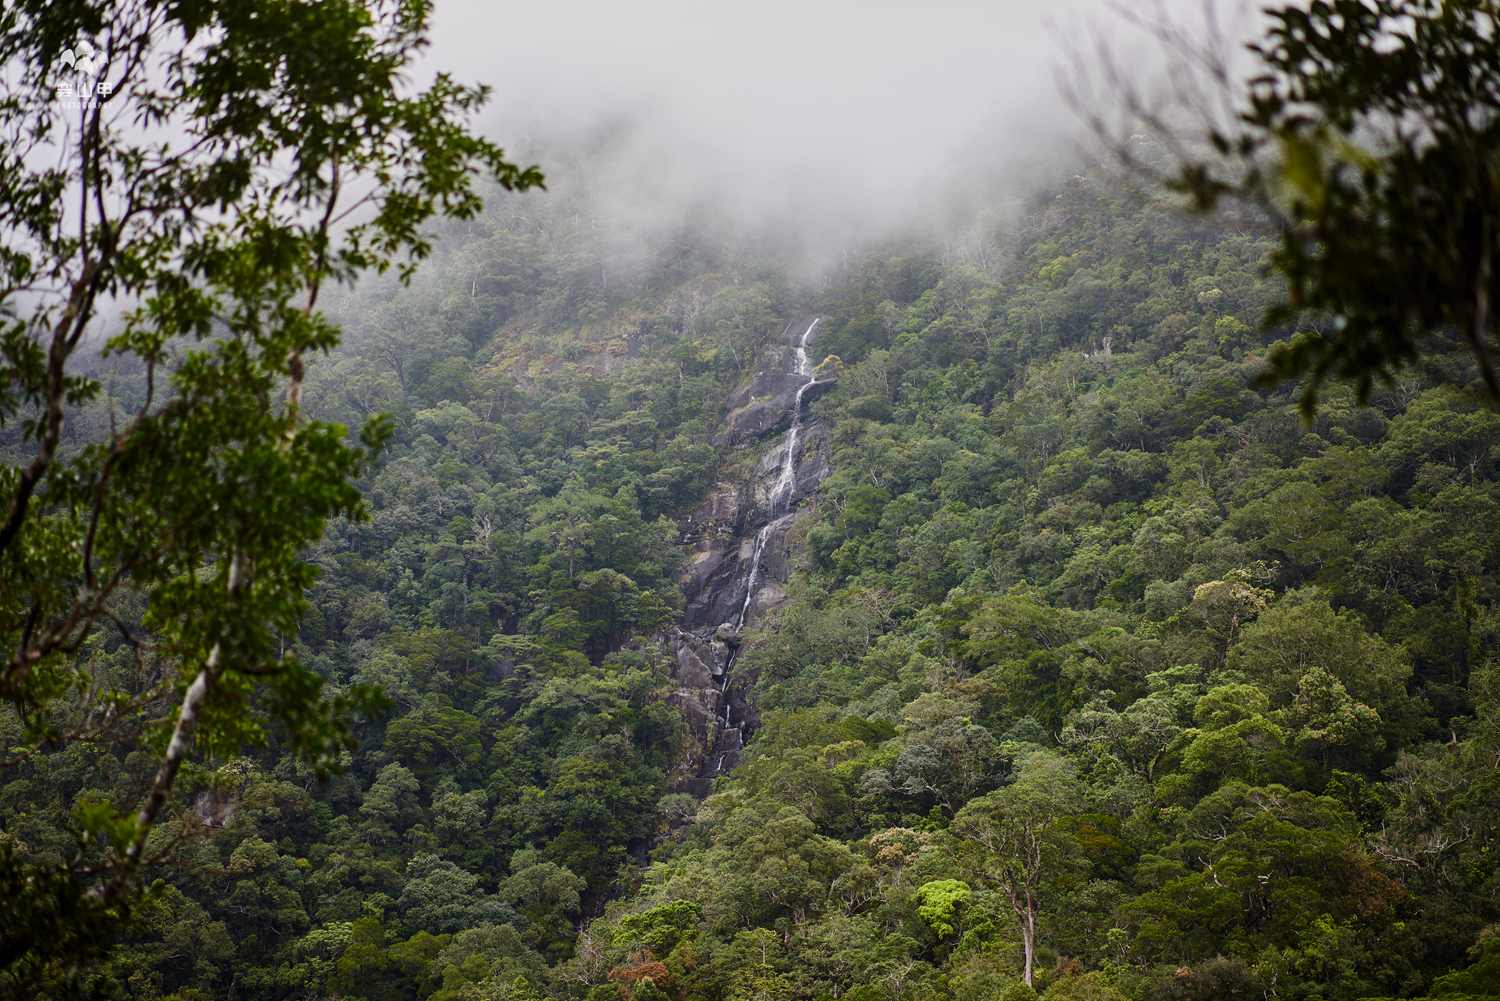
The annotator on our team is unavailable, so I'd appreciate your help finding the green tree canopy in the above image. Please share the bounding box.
[0,0,540,987]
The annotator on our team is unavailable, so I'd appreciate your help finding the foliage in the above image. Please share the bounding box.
[1161,0,1500,410]
[3,17,1500,1000]
[0,0,543,989]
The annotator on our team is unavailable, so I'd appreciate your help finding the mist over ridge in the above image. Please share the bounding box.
[416,0,1252,250]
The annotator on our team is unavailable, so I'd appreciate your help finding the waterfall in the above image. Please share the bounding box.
[735,523,774,629]
[736,318,820,629]
[695,317,825,779]
[767,324,816,511]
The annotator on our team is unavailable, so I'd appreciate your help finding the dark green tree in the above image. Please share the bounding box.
[0,0,540,988]
[1148,0,1500,410]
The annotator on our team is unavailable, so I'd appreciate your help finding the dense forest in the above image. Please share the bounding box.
[5,130,1500,1001]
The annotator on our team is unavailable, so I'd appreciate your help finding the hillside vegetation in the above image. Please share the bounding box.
[5,144,1500,1001]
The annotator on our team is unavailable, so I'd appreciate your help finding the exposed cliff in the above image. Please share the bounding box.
[664,317,835,795]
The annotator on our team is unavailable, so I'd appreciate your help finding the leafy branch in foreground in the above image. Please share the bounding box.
[0,0,540,989]
[1083,0,1500,413]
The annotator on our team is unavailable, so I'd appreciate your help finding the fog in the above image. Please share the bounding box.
[417,0,1260,240]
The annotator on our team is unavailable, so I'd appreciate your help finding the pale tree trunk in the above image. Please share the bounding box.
[1007,878,1038,986]
[91,548,249,904]
[1022,899,1037,986]
[998,830,1045,986]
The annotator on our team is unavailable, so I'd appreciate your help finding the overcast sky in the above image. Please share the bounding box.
[415,0,1256,230]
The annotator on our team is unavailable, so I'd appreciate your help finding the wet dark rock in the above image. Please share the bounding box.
[671,777,715,799]
[662,317,833,797]
[674,639,714,689]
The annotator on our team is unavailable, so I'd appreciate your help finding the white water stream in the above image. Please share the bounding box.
[712,319,823,758]
[735,318,820,629]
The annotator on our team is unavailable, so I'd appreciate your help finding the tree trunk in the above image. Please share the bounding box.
[1022,909,1035,986]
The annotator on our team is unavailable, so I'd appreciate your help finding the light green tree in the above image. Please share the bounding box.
[914,879,971,940]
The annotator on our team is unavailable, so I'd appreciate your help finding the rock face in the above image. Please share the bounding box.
[677,427,830,630]
[665,317,834,791]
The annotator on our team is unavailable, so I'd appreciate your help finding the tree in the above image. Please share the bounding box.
[1125,783,1400,973]
[427,923,549,1000]
[1132,0,1500,410]
[398,855,520,937]
[525,482,614,581]
[1061,691,1184,784]
[384,705,485,783]
[499,848,587,931]
[1226,595,1412,716]
[360,762,425,842]
[888,692,1001,818]
[1189,570,1274,663]
[0,0,540,987]
[1288,666,1382,770]
[705,805,864,935]
[913,879,971,941]
[948,751,1083,987]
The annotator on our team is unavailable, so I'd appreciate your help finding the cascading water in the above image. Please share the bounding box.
[704,319,823,769]
[734,523,775,629]
[735,318,820,629]
[766,322,818,514]
[672,316,829,789]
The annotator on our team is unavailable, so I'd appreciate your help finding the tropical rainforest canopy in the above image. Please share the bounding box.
[3,2,1500,1001]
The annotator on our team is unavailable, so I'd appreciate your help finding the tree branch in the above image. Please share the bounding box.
[90,548,249,905]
